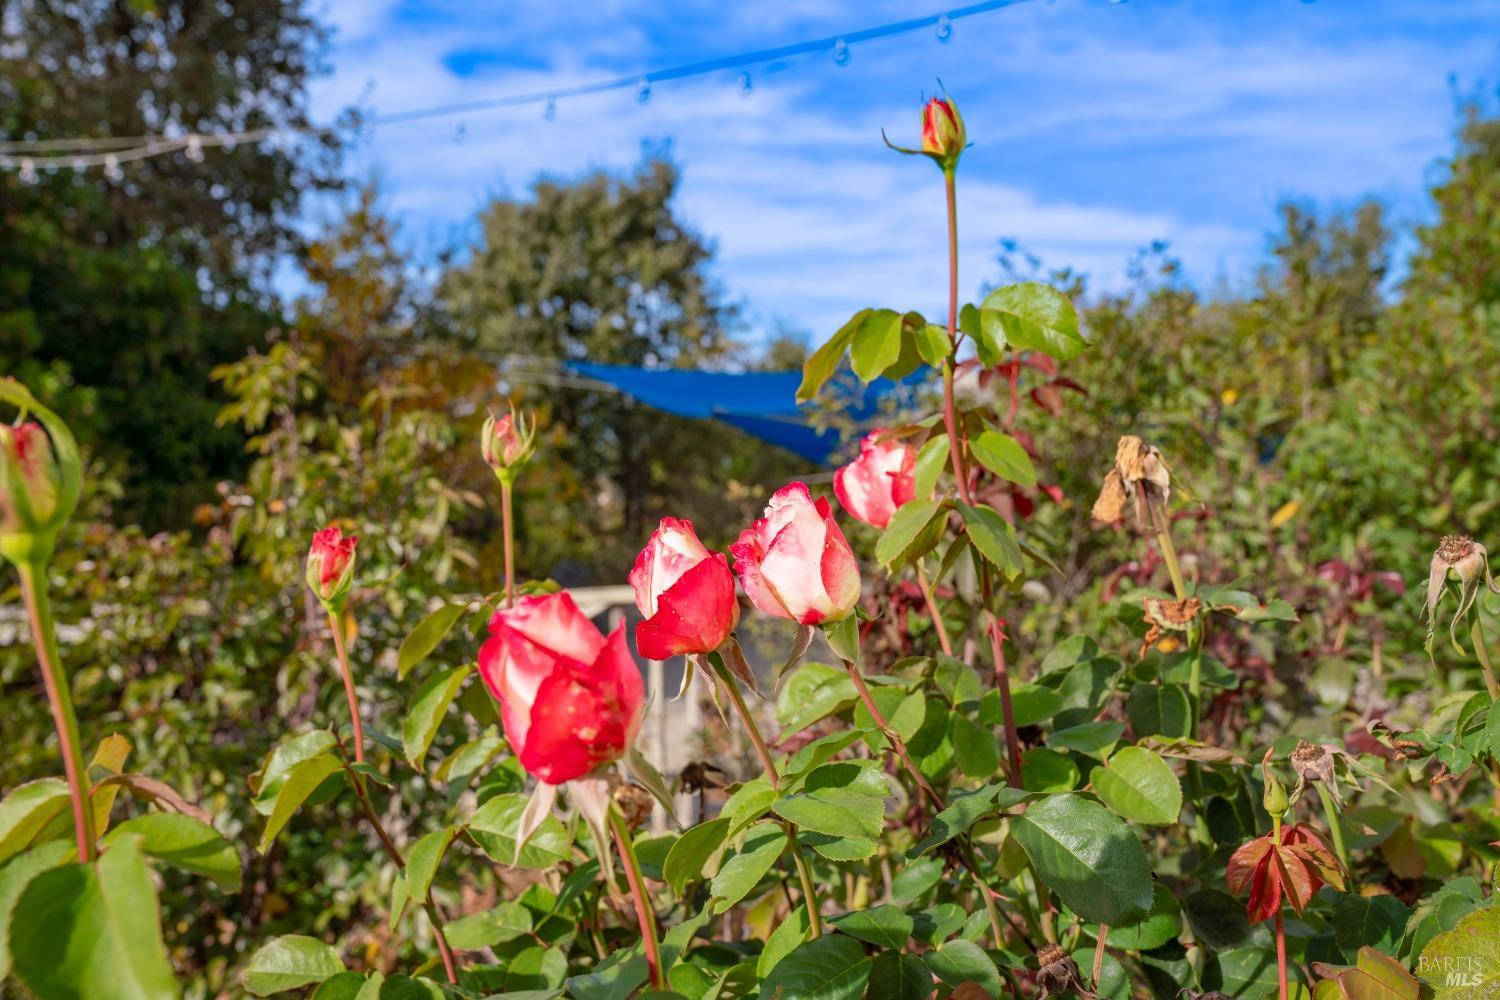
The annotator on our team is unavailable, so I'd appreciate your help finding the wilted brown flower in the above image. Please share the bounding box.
[1139,596,1202,658]
[1092,436,1171,530]
[1424,534,1498,658]
[1036,943,1097,1000]
[612,783,654,832]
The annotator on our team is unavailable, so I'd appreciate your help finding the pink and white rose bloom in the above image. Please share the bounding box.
[630,517,738,660]
[730,482,862,625]
[478,591,645,785]
[833,432,917,529]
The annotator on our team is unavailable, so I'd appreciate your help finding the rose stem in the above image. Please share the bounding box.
[1092,924,1111,989]
[1471,616,1500,698]
[842,657,1008,950]
[915,562,954,657]
[1314,783,1349,869]
[501,478,516,608]
[608,806,665,990]
[710,655,823,936]
[338,752,458,984]
[17,561,96,862]
[326,608,366,765]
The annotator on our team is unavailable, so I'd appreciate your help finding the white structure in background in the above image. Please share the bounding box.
[569,585,701,834]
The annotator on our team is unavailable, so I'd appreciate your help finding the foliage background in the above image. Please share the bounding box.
[2,1,1499,995]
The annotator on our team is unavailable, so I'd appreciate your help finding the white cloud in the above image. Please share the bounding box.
[298,0,1497,348]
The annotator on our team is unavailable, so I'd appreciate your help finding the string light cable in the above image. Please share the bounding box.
[0,0,1039,174]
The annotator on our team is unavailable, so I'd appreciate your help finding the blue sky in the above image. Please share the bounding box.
[307,0,1499,348]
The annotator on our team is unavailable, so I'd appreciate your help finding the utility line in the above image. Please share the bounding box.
[0,0,1040,173]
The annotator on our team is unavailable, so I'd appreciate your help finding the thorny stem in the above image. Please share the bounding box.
[339,754,458,984]
[841,658,943,810]
[915,562,954,657]
[501,478,516,608]
[941,166,973,509]
[609,807,665,990]
[1315,783,1349,869]
[1092,924,1111,990]
[1275,911,1290,1000]
[985,604,1023,788]
[17,562,96,862]
[326,609,366,765]
[711,656,823,936]
[1471,616,1500,699]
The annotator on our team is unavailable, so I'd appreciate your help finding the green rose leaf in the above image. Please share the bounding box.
[468,793,572,870]
[1089,747,1183,826]
[12,836,178,999]
[979,282,1085,362]
[103,813,242,891]
[970,429,1037,486]
[710,822,788,913]
[0,779,71,865]
[829,903,914,949]
[958,502,1023,579]
[397,603,469,681]
[244,934,347,996]
[760,934,872,1000]
[402,664,472,766]
[1011,792,1153,926]
[258,752,344,853]
[798,309,869,402]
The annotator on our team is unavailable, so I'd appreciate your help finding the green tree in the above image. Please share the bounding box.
[0,0,341,526]
[441,157,801,576]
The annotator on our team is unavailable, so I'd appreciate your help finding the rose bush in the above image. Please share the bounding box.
[1,92,1497,1000]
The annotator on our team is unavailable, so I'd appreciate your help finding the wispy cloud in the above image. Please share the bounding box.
[302,0,1499,346]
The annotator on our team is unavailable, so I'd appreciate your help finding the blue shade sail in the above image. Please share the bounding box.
[565,362,917,464]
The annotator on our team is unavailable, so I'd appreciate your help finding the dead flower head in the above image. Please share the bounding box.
[1036,943,1098,1000]
[612,782,654,831]
[1285,739,1394,810]
[1424,534,1499,659]
[1139,596,1201,659]
[1092,436,1171,531]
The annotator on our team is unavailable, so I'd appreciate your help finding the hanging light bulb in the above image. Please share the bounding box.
[636,77,652,104]
[737,71,752,97]
[185,135,204,162]
[544,96,557,121]
[832,38,850,65]
[936,15,952,42]
[19,158,37,184]
[104,154,123,182]
[71,156,86,172]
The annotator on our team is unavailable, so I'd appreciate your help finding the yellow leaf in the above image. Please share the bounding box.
[1270,500,1300,529]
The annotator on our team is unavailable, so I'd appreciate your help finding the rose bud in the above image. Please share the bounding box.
[481,407,537,483]
[0,381,84,567]
[885,92,967,169]
[630,517,738,660]
[306,526,359,612]
[730,482,861,625]
[478,591,645,784]
[833,431,917,529]
[921,96,965,160]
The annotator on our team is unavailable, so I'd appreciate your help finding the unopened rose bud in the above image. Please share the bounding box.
[921,97,965,160]
[480,408,537,483]
[0,381,84,568]
[1261,748,1289,819]
[884,91,968,170]
[306,526,358,613]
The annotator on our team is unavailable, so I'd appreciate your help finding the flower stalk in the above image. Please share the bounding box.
[338,751,458,984]
[326,609,367,765]
[17,561,96,862]
[501,478,516,608]
[709,655,823,937]
[608,805,665,990]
